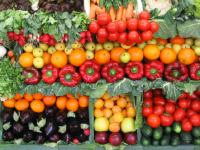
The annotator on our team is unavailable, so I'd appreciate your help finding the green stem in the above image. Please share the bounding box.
[46,70,53,77]
[109,69,116,76]
[131,67,138,73]
[65,73,72,82]
[26,72,33,79]
[150,68,157,75]
[196,70,200,77]
[86,68,94,75]
[173,70,180,78]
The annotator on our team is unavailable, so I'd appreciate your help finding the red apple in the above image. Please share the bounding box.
[109,132,122,146]
[124,132,137,145]
[95,132,108,144]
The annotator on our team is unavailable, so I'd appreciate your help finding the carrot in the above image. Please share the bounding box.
[109,7,116,22]
[126,3,133,19]
[97,0,100,4]
[7,51,14,57]
[10,57,15,63]
[95,5,106,15]
[116,6,123,21]
[101,6,106,13]
[90,2,96,19]
[122,8,127,21]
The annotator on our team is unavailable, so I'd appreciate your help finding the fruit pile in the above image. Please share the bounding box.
[2,93,90,144]
[94,91,137,146]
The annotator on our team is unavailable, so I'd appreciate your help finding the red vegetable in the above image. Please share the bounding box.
[126,18,138,31]
[127,31,139,43]
[89,21,100,34]
[164,103,175,114]
[174,108,186,122]
[139,10,150,20]
[142,106,153,117]
[141,30,153,41]
[189,63,200,80]
[97,13,111,26]
[22,67,41,85]
[153,97,165,106]
[84,129,90,136]
[125,62,144,80]
[143,98,153,107]
[153,89,162,97]
[182,121,193,132]
[153,105,164,116]
[108,32,119,41]
[98,28,108,38]
[117,20,127,33]
[117,32,127,43]
[186,109,196,118]
[147,114,160,128]
[143,90,153,99]
[41,64,59,84]
[138,19,150,31]
[178,99,188,109]
[107,22,119,33]
[73,139,79,144]
[191,100,200,111]
[150,21,159,33]
[190,114,200,126]
[160,113,174,126]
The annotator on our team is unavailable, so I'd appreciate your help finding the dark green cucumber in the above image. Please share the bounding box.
[172,121,181,133]
[191,126,200,137]
[171,133,180,146]
[192,137,200,145]
[152,139,160,146]
[141,124,152,137]
[164,126,172,133]
[153,126,163,140]
[160,133,171,146]
[179,131,192,144]
[141,136,151,146]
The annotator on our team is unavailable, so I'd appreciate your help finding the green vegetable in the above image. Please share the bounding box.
[164,126,172,133]
[179,131,192,144]
[153,126,163,140]
[171,133,180,146]
[141,136,151,146]
[191,126,200,137]
[141,124,152,137]
[192,137,200,145]
[160,134,171,146]
[152,139,159,146]
[185,0,200,18]
[172,121,182,133]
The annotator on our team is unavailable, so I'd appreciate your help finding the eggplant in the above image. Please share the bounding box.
[20,109,35,123]
[23,130,34,143]
[49,133,61,142]
[12,121,27,136]
[38,112,46,121]
[45,106,57,116]
[45,117,58,136]
[67,118,80,134]
[1,108,13,123]
[56,110,67,125]
[35,133,46,144]
[2,130,14,141]
[37,112,47,127]
[76,107,89,120]
[75,131,87,142]
[62,132,73,144]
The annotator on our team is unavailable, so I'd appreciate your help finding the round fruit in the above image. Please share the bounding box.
[23,93,33,102]
[109,132,122,146]
[178,48,195,65]
[104,109,112,118]
[139,10,150,20]
[104,99,114,109]
[128,47,143,62]
[94,99,104,108]
[143,44,160,60]
[13,93,23,100]
[95,49,110,65]
[89,21,100,34]
[127,18,138,31]
[117,98,127,108]
[66,98,79,112]
[51,51,67,68]
[15,99,29,111]
[141,30,153,41]
[117,20,127,32]
[160,48,176,64]
[147,114,160,128]
[170,35,185,45]
[127,107,136,118]
[157,38,168,46]
[33,93,44,100]
[19,52,34,68]
[43,95,57,106]
[94,108,104,118]
[78,95,89,107]
[107,22,119,33]
[56,96,68,110]
[97,13,111,26]
[109,122,120,132]
[138,19,150,31]
[69,49,86,67]
[30,100,45,113]
[112,112,124,122]
[150,21,159,33]
[3,98,16,108]
[42,52,51,65]
[110,47,126,63]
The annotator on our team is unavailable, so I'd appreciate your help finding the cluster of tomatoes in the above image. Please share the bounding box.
[88,10,159,45]
[142,89,200,131]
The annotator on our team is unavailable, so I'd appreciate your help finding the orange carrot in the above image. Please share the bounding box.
[97,0,100,4]
[126,3,133,19]
[109,7,116,22]
[122,8,127,21]
[95,5,106,15]
[7,51,14,57]
[101,6,106,13]
[116,6,123,21]
[10,57,15,63]
[90,2,96,19]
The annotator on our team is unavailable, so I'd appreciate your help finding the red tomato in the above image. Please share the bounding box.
[147,114,160,128]
[174,108,186,122]
[182,121,193,132]
[108,32,119,41]
[186,99,191,109]
[97,28,108,38]
[190,114,200,126]
[136,34,144,44]
[191,100,200,111]
[166,99,177,104]
[150,21,159,33]
[160,114,174,126]
[127,31,139,42]
[153,105,164,116]
[96,35,107,43]
[153,89,162,97]
[97,13,111,26]
[143,90,153,99]
[141,30,153,41]
[139,10,150,20]
[127,18,138,31]
[164,103,175,114]
[117,20,127,33]
[195,88,200,95]
[124,40,134,46]
[178,92,188,99]
[117,32,127,43]
[89,21,100,34]
[178,99,188,109]
[138,20,150,31]
[187,92,198,99]
[143,98,153,107]
[142,106,153,117]
[153,97,165,106]
[175,103,179,109]
[107,22,119,33]
[181,117,189,124]
[186,109,196,118]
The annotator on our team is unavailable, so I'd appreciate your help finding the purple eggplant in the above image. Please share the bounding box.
[20,109,35,123]
[36,133,46,144]
[45,117,58,136]
[38,112,46,121]
[1,108,13,123]
[12,121,27,136]
[76,107,89,120]
[56,110,67,125]
[45,106,58,116]
[67,118,80,134]
[2,130,14,141]
[62,132,74,144]
[23,130,34,143]
[75,131,87,142]
[49,133,61,142]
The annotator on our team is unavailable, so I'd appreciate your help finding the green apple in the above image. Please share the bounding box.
[103,41,114,51]
[33,57,44,68]
[165,43,173,48]
[137,42,147,50]
[147,38,157,45]
[23,43,34,52]
[33,48,43,57]
[55,42,65,51]
[39,43,48,51]
[157,44,164,51]
[121,118,136,133]
[85,41,95,51]
[195,39,200,46]
[48,46,57,54]
[120,52,130,63]
[113,41,120,47]
[71,40,83,49]
[64,47,73,55]
[172,44,182,55]
[95,43,103,52]
[181,44,190,49]
[185,38,194,46]
[85,50,94,60]
[94,117,109,132]
[194,46,200,56]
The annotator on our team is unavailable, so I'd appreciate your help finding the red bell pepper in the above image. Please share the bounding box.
[125,62,144,80]
[189,63,200,80]
[164,61,188,82]
[101,60,124,83]
[22,67,41,85]
[144,60,164,81]
[79,59,101,83]
[41,64,59,84]
[59,65,82,87]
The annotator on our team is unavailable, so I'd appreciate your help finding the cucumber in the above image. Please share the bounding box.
[141,136,151,146]
[141,124,152,137]
[172,121,181,133]
[179,131,192,144]
[191,126,200,137]
[192,137,200,145]
[153,126,163,140]
[160,134,171,146]
[164,126,172,133]
[152,139,160,146]
[171,133,180,146]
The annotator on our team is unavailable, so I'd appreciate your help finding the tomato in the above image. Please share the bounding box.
[117,20,127,33]
[142,106,153,117]
[186,109,196,118]
[191,100,200,111]
[97,28,108,38]
[153,97,165,106]
[182,121,193,132]
[138,20,150,31]
[164,103,175,114]
[174,108,186,122]
[187,92,198,99]
[150,21,159,33]
[160,114,174,126]
[127,31,139,42]
[147,114,160,128]
[174,103,179,109]
[108,32,119,41]
[89,21,100,34]
[166,99,177,104]
[117,32,127,43]
[107,22,119,33]
[141,30,153,41]
[127,18,138,31]
[195,88,200,95]
[190,114,200,126]
[178,99,188,109]
[96,35,107,43]
[153,89,162,97]
[143,90,153,99]
[139,10,150,20]
[124,40,134,46]
[181,117,189,124]
[186,99,191,109]
[178,92,188,99]
[143,98,153,107]
[136,34,143,44]
[97,13,111,26]
[153,105,164,116]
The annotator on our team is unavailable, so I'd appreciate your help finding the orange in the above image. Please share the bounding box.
[143,44,160,60]
[42,52,51,65]
[112,112,124,122]
[127,107,136,118]
[104,99,114,109]
[117,98,127,108]
[94,99,104,108]
[43,95,57,106]
[66,98,79,112]
[19,52,34,68]
[110,47,126,63]
[69,49,86,67]
[13,93,23,100]
[109,122,120,132]
[94,108,104,118]
[23,93,33,102]
[51,51,67,68]
[170,35,185,45]
[128,47,143,62]
[3,98,16,108]
[15,99,29,111]
[66,94,75,99]
[78,95,89,107]
[112,105,122,114]
[103,108,112,118]
[160,48,176,64]
[178,48,195,65]
[110,95,120,101]
[102,91,110,100]
[120,94,125,98]
[95,49,110,65]
[126,102,134,108]
[33,93,44,100]
[30,100,45,113]
[157,38,168,46]
[56,96,68,110]
[122,109,127,118]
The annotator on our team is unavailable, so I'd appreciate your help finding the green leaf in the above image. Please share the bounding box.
[3,17,13,28]
[52,82,71,96]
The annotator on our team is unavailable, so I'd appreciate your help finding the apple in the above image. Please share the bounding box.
[103,41,114,51]
[194,46,200,56]
[120,52,130,63]
[85,41,95,51]
[165,43,173,48]
[157,44,164,51]
[94,117,109,132]
[39,43,48,51]
[124,132,137,145]
[195,39,200,46]
[137,42,147,50]
[121,118,136,133]
[147,38,157,45]
[172,44,182,55]
[95,43,103,52]
[192,45,196,49]
[181,44,190,49]
[55,42,65,51]
[33,57,44,68]
[185,38,194,46]
[85,50,94,59]
[48,46,57,54]
[71,40,83,49]
[121,43,135,49]
[95,132,108,144]
[113,41,120,47]
[64,47,73,55]
[109,132,122,146]
[33,48,43,57]
[23,43,34,52]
